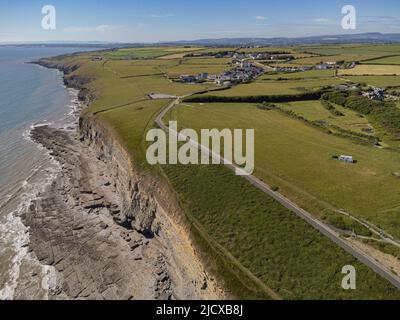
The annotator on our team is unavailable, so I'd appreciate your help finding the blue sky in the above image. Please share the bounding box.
[1,0,400,42]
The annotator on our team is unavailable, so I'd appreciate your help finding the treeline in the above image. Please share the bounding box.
[320,99,344,117]
[322,91,400,139]
[184,90,325,103]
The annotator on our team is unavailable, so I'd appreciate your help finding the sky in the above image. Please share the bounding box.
[1,0,400,43]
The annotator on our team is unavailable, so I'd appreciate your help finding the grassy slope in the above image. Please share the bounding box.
[162,161,400,299]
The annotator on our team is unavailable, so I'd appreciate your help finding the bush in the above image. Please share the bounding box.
[184,90,326,104]
[320,99,344,116]
[322,91,400,140]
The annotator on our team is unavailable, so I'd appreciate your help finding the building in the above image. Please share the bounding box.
[362,87,385,101]
[180,75,197,83]
[316,63,333,70]
[339,155,354,163]
[197,73,209,80]
[91,55,103,61]
[335,84,358,91]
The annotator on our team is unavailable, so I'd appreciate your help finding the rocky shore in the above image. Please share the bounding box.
[22,59,225,300]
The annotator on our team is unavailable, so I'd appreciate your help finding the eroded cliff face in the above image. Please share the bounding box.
[79,116,159,238]
[74,113,226,299]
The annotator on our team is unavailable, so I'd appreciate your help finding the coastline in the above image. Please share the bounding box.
[22,58,225,300]
[0,78,80,300]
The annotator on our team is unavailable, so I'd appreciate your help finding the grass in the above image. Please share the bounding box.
[339,65,400,76]
[279,100,374,135]
[292,55,375,65]
[297,44,400,57]
[362,55,400,65]
[166,102,400,239]
[103,47,203,59]
[162,160,400,299]
[103,60,176,77]
[96,99,170,165]
[261,69,336,80]
[341,75,400,88]
[207,78,345,97]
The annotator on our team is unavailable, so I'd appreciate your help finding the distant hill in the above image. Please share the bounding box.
[162,33,400,46]
[3,33,400,49]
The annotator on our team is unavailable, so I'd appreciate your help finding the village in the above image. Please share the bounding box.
[180,60,265,87]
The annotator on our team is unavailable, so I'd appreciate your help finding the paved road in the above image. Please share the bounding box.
[155,97,400,290]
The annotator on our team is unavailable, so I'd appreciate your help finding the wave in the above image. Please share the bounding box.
[0,76,81,300]
[0,151,60,300]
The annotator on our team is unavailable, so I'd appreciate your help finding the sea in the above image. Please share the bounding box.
[0,46,97,300]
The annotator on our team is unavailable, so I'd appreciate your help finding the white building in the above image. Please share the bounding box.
[339,155,354,163]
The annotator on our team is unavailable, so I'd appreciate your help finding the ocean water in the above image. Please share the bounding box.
[0,46,95,299]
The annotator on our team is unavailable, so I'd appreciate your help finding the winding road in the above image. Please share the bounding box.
[155,96,400,291]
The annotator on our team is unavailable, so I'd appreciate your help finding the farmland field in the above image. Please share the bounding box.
[338,64,400,76]
[341,75,400,88]
[362,55,400,65]
[165,102,400,238]
[261,69,336,80]
[292,54,377,65]
[206,78,345,97]
[103,46,202,59]
[163,57,232,76]
[279,100,375,134]
[297,44,400,56]
[162,160,400,299]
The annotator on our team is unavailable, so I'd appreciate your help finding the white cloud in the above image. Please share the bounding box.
[149,13,175,18]
[314,18,330,23]
[63,25,121,33]
[255,16,266,20]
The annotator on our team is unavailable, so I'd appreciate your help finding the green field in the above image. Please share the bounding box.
[297,44,400,57]
[103,47,202,59]
[342,75,400,88]
[339,65,400,76]
[261,69,336,80]
[362,55,400,65]
[279,100,375,134]
[162,161,400,299]
[163,57,232,77]
[166,102,400,238]
[292,54,374,65]
[207,78,345,97]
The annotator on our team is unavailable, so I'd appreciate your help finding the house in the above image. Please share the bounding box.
[180,75,197,83]
[91,55,103,61]
[362,87,385,100]
[339,155,354,163]
[316,63,332,70]
[197,73,209,80]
